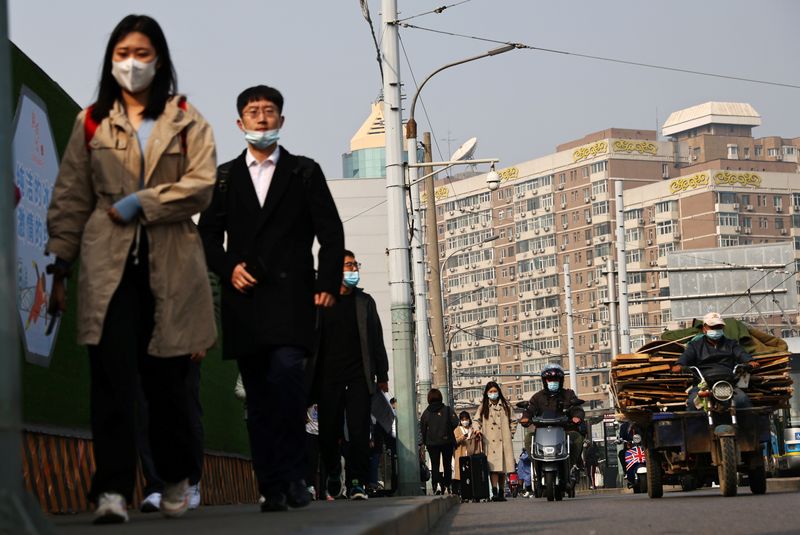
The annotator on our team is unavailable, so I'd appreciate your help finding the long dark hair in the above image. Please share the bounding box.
[92,14,177,123]
[480,381,510,419]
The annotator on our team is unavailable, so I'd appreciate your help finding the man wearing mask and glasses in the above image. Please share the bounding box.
[307,250,390,501]
[671,312,758,410]
[198,85,344,513]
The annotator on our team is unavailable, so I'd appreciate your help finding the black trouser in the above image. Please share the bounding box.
[319,377,371,488]
[427,444,454,492]
[88,238,194,503]
[136,360,205,494]
[238,346,308,497]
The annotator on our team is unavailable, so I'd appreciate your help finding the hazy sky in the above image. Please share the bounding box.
[9,1,800,178]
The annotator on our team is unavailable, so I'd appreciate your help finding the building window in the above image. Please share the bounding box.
[743,147,750,159]
[775,218,784,230]
[655,201,674,213]
[759,217,768,229]
[727,145,738,159]
[784,146,796,155]
[774,196,783,209]
[757,195,767,207]
[717,212,739,227]
[755,145,763,157]
[656,220,675,235]
[662,163,669,178]
[742,216,752,229]
[768,148,779,157]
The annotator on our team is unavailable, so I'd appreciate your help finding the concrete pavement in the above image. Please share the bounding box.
[52,495,458,535]
[432,484,800,535]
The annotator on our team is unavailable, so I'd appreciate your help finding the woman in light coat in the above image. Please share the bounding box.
[451,410,481,497]
[474,381,515,501]
[46,14,216,524]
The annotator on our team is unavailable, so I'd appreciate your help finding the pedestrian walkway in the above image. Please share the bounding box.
[52,495,458,535]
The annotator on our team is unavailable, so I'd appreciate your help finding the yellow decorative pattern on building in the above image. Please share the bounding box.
[499,167,519,183]
[713,171,761,188]
[612,139,657,156]
[669,173,709,194]
[422,186,450,203]
[572,141,608,162]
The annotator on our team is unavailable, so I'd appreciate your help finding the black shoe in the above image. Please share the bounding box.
[286,480,312,509]
[260,493,288,513]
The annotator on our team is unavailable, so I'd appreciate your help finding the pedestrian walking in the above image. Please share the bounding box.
[198,84,344,513]
[420,389,459,495]
[451,411,481,496]
[307,250,390,501]
[473,382,515,501]
[45,14,217,524]
[516,450,533,497]
[583,440,600,489]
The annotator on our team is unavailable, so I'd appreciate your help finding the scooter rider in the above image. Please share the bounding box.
[670,312,759,410]
[520,364,586,470]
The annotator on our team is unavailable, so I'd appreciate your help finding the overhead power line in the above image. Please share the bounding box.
[395,0,475,23]
[398,23,800,90]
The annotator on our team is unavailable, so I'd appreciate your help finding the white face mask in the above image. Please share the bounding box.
[461,420,471,427]
[112,57,158,93]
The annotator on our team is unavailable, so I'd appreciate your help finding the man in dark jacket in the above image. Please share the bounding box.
[520,363,585,469]
[309,250,389,501]
[671,311,758,410]
[198,85,344,512]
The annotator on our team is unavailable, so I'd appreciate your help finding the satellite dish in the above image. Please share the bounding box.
[450,137,478,162]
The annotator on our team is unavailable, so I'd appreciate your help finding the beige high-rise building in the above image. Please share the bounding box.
[430,102,800,411]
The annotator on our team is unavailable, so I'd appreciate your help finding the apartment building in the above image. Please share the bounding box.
[431,102,800,411]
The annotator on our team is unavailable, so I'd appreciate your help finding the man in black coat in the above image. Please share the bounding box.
[198,85,344,512]
[307,249,389,501]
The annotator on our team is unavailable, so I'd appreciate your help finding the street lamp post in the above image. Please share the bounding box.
[405,43,517,407]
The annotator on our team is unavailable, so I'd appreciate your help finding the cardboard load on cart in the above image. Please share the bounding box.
[611,318,794,413]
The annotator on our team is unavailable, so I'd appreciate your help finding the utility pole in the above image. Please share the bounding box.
[421,132,444,401]
[381,0,421,496]
[0,1,54,531]
[423,131,449,400]
[606,257,620,358]
[614,179,631,353]
[408,121,431,408]
[563,263,578,392]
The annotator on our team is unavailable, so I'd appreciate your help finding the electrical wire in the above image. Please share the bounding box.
[398,23,800,90]
[395,0,475,23]
[341,198,387,223]
[359,0,384,83]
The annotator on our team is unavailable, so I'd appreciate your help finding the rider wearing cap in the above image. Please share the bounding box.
[671,312,759,410]
[520,363,586,469]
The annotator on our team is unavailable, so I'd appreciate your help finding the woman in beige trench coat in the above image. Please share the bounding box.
[45,15,216,524]
[474,381,515,501]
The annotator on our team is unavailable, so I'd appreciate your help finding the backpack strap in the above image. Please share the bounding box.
[84,105,99,151]
[177,97,188,154]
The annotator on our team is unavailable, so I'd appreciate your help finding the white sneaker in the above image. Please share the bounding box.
[160,479,190,518]
[187,483,201,510]
[94,493,129,524]
[140,492,161,513]
[307,485,316,500]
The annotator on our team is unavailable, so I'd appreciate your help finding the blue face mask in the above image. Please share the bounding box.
[706,329,724,340]
[244,128,280,149]
[343,271,360,288]
[547,381,560,392]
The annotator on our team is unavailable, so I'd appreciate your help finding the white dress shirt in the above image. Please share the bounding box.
[245,146,280,207]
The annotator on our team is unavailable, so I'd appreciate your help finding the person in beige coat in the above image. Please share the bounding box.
[451,410,481,497]
[473,381,515,501]
[45,15,216,524]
